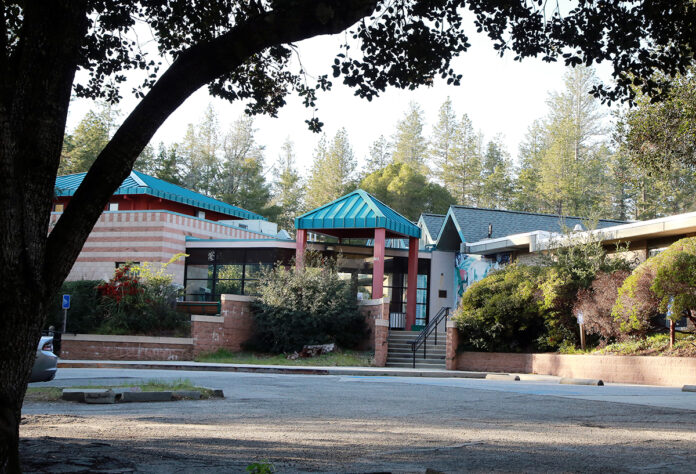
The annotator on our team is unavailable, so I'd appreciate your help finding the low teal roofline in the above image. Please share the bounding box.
[295,189,420,238]
[54,171,264,221]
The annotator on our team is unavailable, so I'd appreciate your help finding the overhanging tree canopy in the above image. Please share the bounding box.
[3,0,696,469]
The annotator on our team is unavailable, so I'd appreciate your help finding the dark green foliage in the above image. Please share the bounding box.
[613,237,696,335]
[47,280,102,333]
[453,265,549,352]
[247,256,367,353]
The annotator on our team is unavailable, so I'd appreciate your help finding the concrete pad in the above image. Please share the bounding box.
[485,374,521,381]
[560,377,604,386]
[682,385,696,392]
[120,391,172,403]
[83,390,116,404]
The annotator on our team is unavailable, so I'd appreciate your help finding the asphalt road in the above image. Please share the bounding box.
[21,368,696,473]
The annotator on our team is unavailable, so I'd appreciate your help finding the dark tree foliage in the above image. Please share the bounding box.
[3,0,696,469]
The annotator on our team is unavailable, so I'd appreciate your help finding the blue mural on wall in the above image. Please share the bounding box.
[453,252,511,306]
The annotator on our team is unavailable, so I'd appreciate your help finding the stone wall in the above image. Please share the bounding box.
[453,350,696,386]
[61,334,193,361]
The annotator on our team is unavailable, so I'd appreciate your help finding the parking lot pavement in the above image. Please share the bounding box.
[22,369,696,473]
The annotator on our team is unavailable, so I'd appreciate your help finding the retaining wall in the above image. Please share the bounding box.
[60,334,193,361]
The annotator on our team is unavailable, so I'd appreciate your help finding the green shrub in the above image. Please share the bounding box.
[96,256,188,336]
[247,255,367,353]
[612,237,696,336]
[452,264,549,352]
[47,280,102,333]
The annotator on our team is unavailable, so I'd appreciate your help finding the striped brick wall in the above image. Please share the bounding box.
[49,211,275,284]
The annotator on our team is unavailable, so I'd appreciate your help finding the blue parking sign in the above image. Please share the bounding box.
[62,294,71,309]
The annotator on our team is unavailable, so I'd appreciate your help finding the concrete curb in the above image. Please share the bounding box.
[560,377,604,386]
[683,385,696,392]
[486,374,521,381]
[58,360,488,379]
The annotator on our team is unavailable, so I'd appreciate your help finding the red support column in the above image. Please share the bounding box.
[406,236,419,330]
[372,228,386,299]
[295,229,307,271]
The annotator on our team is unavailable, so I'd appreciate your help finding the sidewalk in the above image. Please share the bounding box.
[58,359,504,379]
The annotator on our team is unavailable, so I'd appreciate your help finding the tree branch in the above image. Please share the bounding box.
[44,0,378,289]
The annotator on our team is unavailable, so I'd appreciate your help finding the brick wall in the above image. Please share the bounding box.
[358,298,390,365]
[453,350,696,386]
[221,294,256,352]
[191,315,225,356]
[50,210,274,284]
[61,334,193,361]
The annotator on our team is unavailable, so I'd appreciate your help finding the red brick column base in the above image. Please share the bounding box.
[191,294,256,356]
[446,321,459,370]
[374,319,389,367]
[357,297,390,351]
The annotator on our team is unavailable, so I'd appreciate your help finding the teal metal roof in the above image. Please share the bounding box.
[54,170,265,220]
[295,189,421,238]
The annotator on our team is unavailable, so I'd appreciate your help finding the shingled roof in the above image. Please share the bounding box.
[419,213,446,241]
[54,170,265,220]
[436,205,627,250]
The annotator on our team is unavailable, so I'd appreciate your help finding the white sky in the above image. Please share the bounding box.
[65,18,614,179]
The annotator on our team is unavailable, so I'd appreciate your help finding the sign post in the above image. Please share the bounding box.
[576,311,586,350]
[61,294,71,333]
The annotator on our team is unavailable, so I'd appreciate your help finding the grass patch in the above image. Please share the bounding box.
[559,333,696,357]
[24,378,215,402]
[195,349,374,367]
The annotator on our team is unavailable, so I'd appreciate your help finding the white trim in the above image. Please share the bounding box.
[446,321,457,328]
[62,334,193,345]
[191,315,225,323]
[129,171,147,186]
[221,294,256,302]
[358,297,391,307]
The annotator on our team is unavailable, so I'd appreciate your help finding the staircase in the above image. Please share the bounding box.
[386,330,446,369]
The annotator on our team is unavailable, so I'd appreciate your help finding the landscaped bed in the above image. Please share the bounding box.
[195,349,374,367]
[560,333,696,357]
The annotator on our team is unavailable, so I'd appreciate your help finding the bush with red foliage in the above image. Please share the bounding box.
[97,264,143,303]
[574,270,630,344]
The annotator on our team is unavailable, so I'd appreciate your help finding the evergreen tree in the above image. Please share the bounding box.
[272,138,305,233]
[392,102,428,171]
[430,97,458,181]
[536,66,608,216]
[179,105,220,196]
[306,128,356,209]
[441,113,483,206]
[365,135,391,175]
[59,104,119,174]
[217,115,272,216]
[512,120,546,212]
[360,162,454,221]
[479,137,514,209]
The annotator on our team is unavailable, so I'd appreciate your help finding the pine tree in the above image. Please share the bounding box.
[392,102,428,171]
[512,120,546,212]
[272,138,305,233]
[306,128,356,209]
[536,66,608,216]
[479,137,514,209]
[440,113,482,205]
[217,115,271,216]
[365,135,391,175]
[430,97,459,182]
[179,105,220,195]
[59,104,119,174]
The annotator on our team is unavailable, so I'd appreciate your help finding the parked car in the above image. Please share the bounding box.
[30,336,58,383]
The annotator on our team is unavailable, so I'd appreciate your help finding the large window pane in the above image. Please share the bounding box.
[245,263,272,279]
[216,264,243,280]
[215,280,242,295]
[185,279,213,301]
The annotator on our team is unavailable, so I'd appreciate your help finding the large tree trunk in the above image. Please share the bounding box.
[0,1,378,470]
[0,1,87,471]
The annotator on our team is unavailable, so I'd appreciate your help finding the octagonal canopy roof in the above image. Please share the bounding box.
[295,189,421,239]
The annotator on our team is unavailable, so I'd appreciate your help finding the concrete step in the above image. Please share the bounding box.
[388,347,446,354]
[388,342,446,349]
[387,357,445,364]
[386,362,446,369]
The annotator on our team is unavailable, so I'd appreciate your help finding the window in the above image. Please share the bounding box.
[53,203,64,213]
[196,210,206,219]
[108,202,119,211]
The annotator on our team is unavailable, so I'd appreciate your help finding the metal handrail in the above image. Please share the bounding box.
[409,306,450,368]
